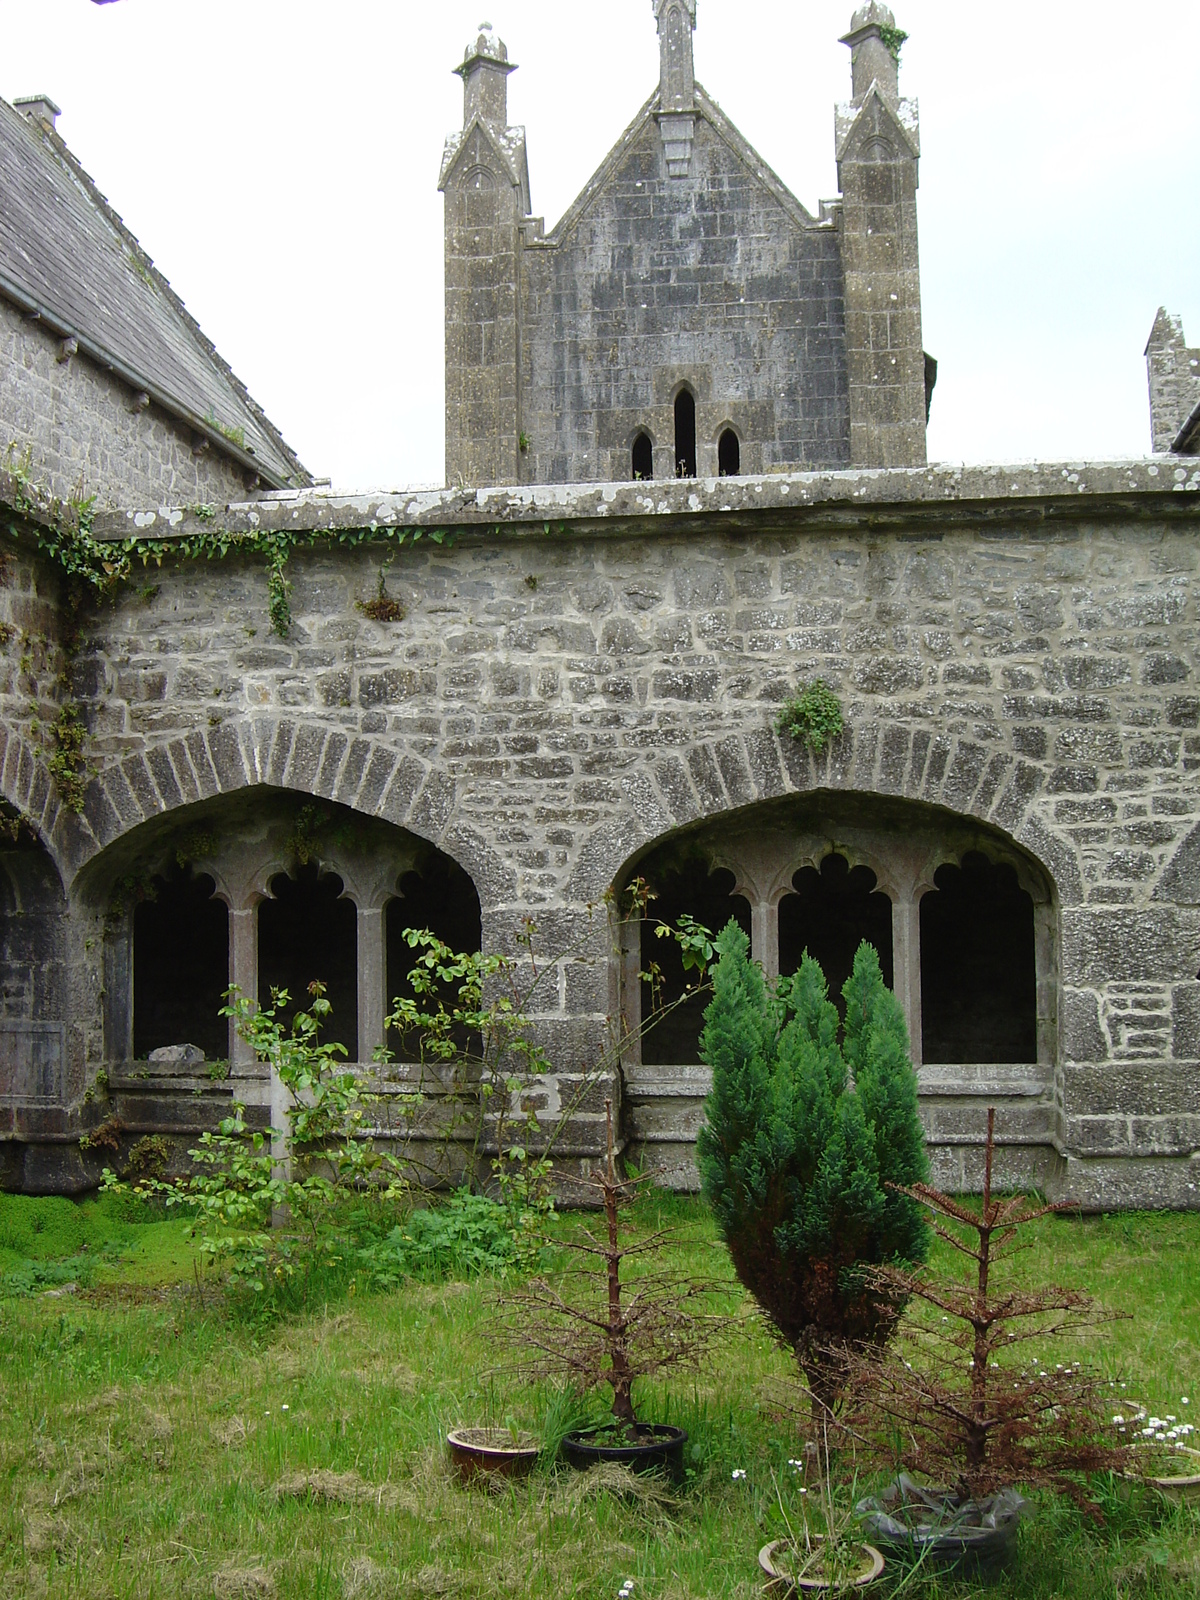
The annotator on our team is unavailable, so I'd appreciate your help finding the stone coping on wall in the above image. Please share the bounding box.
[88,457,1200,544]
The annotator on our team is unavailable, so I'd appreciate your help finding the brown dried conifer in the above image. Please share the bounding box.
[502,1102,718,1433]
[843,1110,1133,1513]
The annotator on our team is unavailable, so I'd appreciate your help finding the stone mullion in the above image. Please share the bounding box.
[104,914,135,1065]
[621,916,644,1065]
[356,904,387,1068]
[751,897,780,982]
[227,906,259,1073]
[1034,901,1057,1069]
[891,890,924,1067]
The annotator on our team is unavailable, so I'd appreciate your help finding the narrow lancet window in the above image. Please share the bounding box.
[674,390,696,478]
[718,429,740,477]
[632,432,653,481]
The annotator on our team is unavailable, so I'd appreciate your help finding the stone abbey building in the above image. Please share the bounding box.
[0,4,1198,1209]
[442,1,930,487]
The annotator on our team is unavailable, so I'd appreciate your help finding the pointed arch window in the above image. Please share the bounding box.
[674,389,696,478]
[632,432,653,481]
[718,428,740,477]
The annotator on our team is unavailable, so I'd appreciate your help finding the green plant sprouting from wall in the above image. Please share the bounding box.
[47,703,88,814]
[878,24,908,63]
[266,547,292,638]
[775,679,845,755]
[175,829,217,869]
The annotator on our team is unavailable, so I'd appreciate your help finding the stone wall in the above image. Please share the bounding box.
[0,298,258,509]
[0,461,1199,1204]
[519,109,850,484]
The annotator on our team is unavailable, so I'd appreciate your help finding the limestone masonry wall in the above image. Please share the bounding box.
[0,299,256,510]
[1,461,1199,1204]
[520,114,850,484]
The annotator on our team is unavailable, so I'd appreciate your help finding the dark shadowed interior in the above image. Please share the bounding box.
[386,853,483,1062]
[133,869,228,1062]
[259,866,358,1060]
[778,854,894,1013]
[920,851,1037,1064]
[639,854,750,1065]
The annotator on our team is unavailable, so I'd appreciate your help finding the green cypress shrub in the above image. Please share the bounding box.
[697,923,930,1411]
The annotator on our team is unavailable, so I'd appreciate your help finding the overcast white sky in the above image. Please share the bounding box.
[2,0,1196,489]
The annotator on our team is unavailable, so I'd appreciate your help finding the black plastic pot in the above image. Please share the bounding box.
[561,1424,687,1481]
[856,1476,1026,1570]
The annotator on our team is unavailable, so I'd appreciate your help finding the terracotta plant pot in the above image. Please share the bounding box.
[446,1427,540,1483]
[759,1537,885,1594]
[560,1423,687,1482]
[1135,1446,1200,1503]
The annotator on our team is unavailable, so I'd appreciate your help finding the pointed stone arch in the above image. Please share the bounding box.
[565,719,1078,908]
[0,723,94,883]
[64,717,516,908]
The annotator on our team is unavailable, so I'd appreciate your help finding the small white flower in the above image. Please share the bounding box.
[1183,1398,1190,1406]
[799,1487,808,1495]
[732,1469,747,1481]
[281,1404,289,1413]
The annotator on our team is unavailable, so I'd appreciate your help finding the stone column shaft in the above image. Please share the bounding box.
[751,898,780,981]
[891,893,923,1066]
[357,906,387,1067]
[228,907,258,1073]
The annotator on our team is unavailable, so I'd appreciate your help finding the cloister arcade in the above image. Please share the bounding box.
[617,793,1055,1074]
[87,790,482,1076]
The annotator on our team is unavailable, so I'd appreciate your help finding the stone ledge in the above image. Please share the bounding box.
[87,458,1200,545]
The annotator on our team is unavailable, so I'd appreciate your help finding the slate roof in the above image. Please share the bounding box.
[1176,399,1200,456]
[0,97,309,489]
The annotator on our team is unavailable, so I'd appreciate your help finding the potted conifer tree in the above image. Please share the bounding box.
[505,1103,716,1480]
[847,1110,1134,1567]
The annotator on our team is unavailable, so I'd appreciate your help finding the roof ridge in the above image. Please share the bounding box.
[0,98,310,488]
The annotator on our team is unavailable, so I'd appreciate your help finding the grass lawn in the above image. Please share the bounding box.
[0,1190,1197,1600]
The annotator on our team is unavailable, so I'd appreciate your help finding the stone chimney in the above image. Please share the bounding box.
[14,95,61,132]
[840,2,902,104]
[456,23,516,129]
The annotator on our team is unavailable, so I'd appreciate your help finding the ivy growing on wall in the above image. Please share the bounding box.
[0,449,580,821]
[878,24,908,63]
[1,449,458,641]
[46,704,88,814]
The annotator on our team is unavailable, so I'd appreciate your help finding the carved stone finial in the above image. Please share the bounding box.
[653,0,696,113]
[841,3,903,104]
[455,21,517,130]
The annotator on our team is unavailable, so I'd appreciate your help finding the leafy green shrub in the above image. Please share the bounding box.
[697,925,929,1413]
[775,680,844,754]
[351,1191,518,1290]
